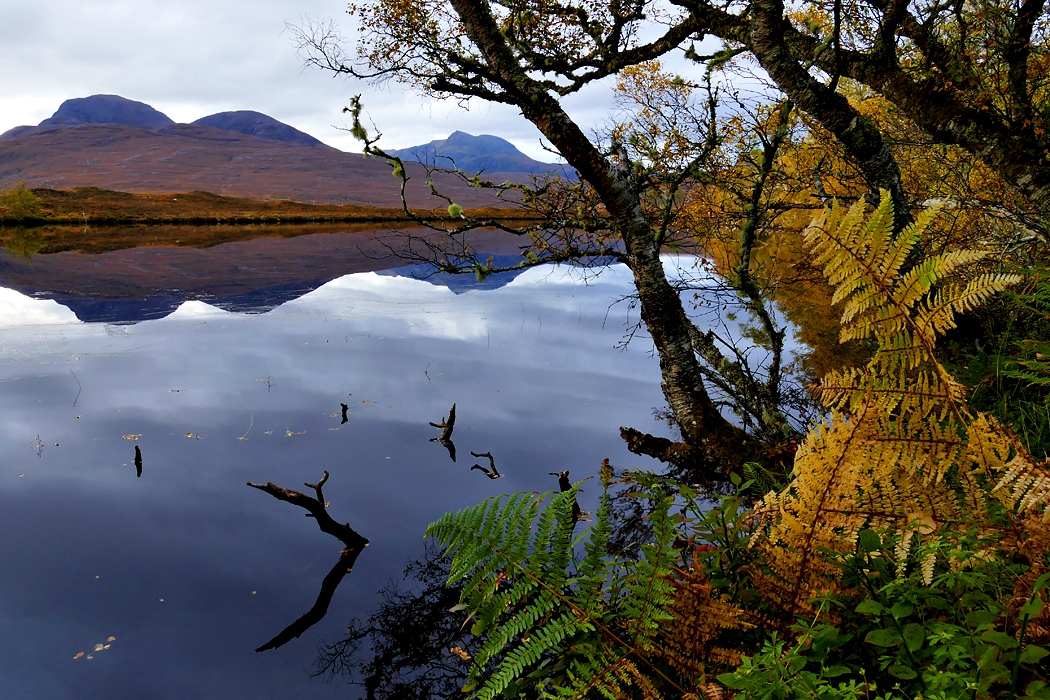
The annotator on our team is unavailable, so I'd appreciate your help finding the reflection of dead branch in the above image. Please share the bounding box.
[549,470,583,522]
[247,471,369,652]
[549,470,571,492]
[134,445,142,478]
[254,547,363,653]
[429,403,457,462]
[428,403,456,441]
[469,451,501,479]
[340,403,349,425]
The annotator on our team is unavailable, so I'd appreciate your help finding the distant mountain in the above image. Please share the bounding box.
[192,111,325,148]
[0,123,513,207]
[38,95,175,130]
[0,95,321,149]
[387,131,572,176]
[0,95,560,205]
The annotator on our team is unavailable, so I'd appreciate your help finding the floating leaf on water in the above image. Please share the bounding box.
[18,474,24,477]
[94,643,105,651]
[86,655,93,660]
[107,637,116,642]
[264,431,273,435]
[121,435,140,441]
[450,646,471,661]
[73,652,84,659]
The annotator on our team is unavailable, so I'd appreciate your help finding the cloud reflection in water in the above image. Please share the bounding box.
[0,261,673,700]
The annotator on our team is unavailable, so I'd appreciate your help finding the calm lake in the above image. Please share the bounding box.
[0,226,704,698]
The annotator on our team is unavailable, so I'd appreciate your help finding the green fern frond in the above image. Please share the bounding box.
[426,477,621,697]
[619,487,676,648]
[425,464,712,699]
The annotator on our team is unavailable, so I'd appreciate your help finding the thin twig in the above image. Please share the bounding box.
[70,369,81,407]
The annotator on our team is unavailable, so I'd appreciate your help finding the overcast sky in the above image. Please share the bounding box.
[0,0,642,160]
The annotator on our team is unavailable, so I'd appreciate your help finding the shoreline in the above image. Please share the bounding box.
[10,186,538,227]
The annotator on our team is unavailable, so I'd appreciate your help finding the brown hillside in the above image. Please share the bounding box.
[0,123,526,207]
[27,187,529,225]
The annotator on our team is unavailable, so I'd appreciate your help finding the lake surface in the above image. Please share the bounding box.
[0,227,691,698]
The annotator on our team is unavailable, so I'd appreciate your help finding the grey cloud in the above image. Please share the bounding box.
[0,0,584,160]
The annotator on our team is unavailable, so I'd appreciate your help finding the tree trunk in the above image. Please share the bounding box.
[748,0,913,233]
[448,0,760,478]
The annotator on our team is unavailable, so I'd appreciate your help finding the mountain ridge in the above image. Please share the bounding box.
[387,130,571,176]
[0,95,571,205]
[38,94,175,130]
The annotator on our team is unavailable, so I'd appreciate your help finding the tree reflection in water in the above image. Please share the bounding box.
[315,543,478,700]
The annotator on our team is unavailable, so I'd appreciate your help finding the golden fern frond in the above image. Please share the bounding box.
[917,273,1023,341]
[616,660,663,700]
[973,415,1050,512]
[751,195,1039,616]
[568,656,667,700]
[805,198,936,341]
[658,564,751,686]
[894,248,986,311]
[803,196,1020,350]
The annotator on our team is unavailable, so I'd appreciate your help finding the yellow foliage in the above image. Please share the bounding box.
[750,194,1049,615]
[0,181,42,222]
[658,560,753,686]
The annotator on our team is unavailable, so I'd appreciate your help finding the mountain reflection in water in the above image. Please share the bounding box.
[0,237,695,699]
[0,226,528,324]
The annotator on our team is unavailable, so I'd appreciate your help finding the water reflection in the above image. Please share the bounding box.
[0,236,801,698]
[315,544,475,699]
[247,471,369,653]
[0,226,525,324]
[428,403,457,462]
[469,451,501,479]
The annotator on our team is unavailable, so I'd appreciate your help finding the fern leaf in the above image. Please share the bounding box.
[754,194,1034,616]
